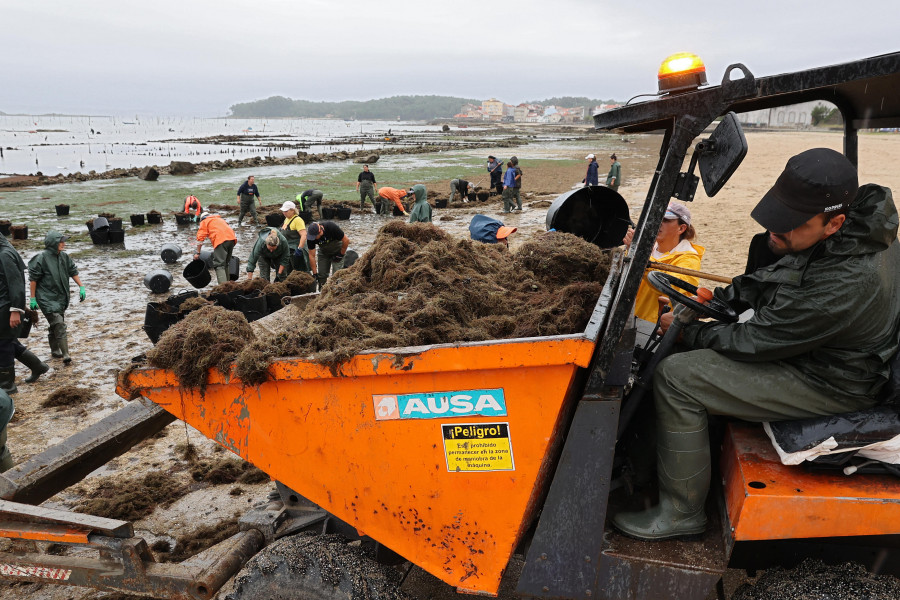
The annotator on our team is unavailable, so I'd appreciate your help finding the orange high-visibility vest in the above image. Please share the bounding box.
[184,196,202,215]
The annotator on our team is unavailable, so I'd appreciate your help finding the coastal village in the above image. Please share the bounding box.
[453,97,841,128]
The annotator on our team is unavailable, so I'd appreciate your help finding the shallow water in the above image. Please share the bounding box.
[0,115,491,176]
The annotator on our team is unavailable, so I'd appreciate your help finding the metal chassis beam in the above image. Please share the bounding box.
[0,397,175,505]
[0,499,264,599]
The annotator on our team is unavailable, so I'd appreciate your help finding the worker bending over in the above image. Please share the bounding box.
[194,212,237,284]
[246,228,291,282]
[377,187,409,216]
[306,221,349,289]
[183,195,202,221]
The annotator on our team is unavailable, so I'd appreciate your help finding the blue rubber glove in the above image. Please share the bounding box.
[29,297,38,310]
[293,247,304,258]
[79,286,86,302]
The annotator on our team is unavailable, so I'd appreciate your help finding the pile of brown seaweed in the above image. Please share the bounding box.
[149,222,611,388]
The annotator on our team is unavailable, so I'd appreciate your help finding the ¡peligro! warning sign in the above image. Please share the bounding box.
[442,423,515,472]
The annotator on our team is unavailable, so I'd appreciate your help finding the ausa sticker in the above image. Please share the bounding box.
[373,388,506,421]
[442,423,514,472]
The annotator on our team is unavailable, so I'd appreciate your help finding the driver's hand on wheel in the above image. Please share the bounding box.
[658,310,675,336]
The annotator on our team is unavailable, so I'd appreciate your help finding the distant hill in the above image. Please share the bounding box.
[228,95,621,120]
[228,95,481,120]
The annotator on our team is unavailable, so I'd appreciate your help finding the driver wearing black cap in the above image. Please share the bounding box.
[614,148,900,542]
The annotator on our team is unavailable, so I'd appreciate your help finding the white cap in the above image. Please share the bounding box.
[585,154,595,159]
[280,200,297,212]
[199,211,210,221]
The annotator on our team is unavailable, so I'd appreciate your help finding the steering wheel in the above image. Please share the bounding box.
[647,271,739,323]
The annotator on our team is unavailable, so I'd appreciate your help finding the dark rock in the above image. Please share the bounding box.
[169,161,195,175]
[139,166,160,181]
[354,154,380,164]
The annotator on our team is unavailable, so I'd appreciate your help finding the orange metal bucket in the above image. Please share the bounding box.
[119,334,598,595]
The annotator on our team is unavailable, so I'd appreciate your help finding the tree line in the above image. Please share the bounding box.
[227,95,619,120]
[228,96,480,120]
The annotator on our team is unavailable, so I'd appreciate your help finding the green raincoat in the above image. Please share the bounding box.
[683,184,900,401]
[28,230,78,315]
[0,234,26,340]
[407,184,432,223]
[246,228,291,273]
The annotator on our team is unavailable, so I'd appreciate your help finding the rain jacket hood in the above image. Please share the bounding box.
[684,184,900,401]
[28,229,78,315]
[44,230,65,254]
[408,184,432,223]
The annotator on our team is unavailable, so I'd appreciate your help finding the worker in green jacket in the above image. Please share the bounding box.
[28,231,85,364]
[0,389,13,471]
[606,154,621,191]
[407,185,432,223]
[0,233,48,394]
[246,228,291,282]
[613,148,900,542]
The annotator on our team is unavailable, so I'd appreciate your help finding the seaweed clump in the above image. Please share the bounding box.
[147,305,255,390]
[177,296,212,315]
[208,277,268,296]
[41,386,97,408]
[283,270,316,295]
[158,517,240,562]
[234,222,610,384]
[76,471,189,521]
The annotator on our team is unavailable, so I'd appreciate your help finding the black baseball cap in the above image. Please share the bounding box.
[751,148,857,234]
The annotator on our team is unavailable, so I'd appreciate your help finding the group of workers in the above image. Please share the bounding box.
[196,162,528,289]
[583,153,621,190]
[1,229,87,471]
[191,175,356,289]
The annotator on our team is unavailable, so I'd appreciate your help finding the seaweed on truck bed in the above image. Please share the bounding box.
[147,305,255,391]
[150,222,611,389]
[235,222,611,384]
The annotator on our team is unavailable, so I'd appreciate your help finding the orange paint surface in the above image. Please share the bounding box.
[722,423,900,541]
[118,336,595,595]
[0,522,90,544]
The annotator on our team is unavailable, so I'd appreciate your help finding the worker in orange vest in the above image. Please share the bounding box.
[183,196,202,221]
[194,212,236,284]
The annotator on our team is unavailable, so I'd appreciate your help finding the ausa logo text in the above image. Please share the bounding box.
[373,388,506,421]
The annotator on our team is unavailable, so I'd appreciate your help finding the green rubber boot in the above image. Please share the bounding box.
[19,350,50,383]
[612,427,710,541]
[48,331,63,359]
[57,334,71,364]
[0,367,16,395]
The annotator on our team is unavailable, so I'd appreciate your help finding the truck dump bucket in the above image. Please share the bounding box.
[119,335,596,595]
[117,255,622,595]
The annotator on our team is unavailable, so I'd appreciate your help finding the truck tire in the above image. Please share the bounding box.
[225,532,408,600]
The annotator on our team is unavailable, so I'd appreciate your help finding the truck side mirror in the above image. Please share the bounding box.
[698,111,748,197]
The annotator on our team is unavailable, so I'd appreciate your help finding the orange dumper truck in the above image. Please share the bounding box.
[1,51,899,600]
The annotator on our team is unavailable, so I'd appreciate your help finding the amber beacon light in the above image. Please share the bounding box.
[658,52,708,94]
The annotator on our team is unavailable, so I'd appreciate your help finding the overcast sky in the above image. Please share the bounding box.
[2,0,898,116]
